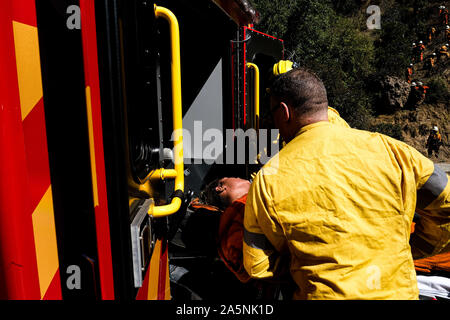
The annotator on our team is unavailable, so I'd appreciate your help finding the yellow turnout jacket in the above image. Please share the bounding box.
[327,107,350,128]
[243,121,450,299]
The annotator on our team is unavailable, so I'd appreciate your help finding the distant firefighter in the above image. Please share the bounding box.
[426,126,443,157]
[440,6,449,26]
[409,81,428,107]
[416,41,426,62]
[425,53,437,73]
[412,42,418,62]
[439,44,449,61]
[427,26,436,44]
[406,63,414,83]
[417,81,429,100]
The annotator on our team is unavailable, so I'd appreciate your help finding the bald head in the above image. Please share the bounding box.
[270,68,328,117]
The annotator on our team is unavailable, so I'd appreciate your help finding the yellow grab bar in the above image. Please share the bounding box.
[246,63,260,132]
[146,169,178,181]
[150,4,184,218]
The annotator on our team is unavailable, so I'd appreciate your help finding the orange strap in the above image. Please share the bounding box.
[411,222,450,273]
[189,197,222,213]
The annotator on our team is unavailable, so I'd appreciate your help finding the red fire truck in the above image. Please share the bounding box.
[0,0,284,300]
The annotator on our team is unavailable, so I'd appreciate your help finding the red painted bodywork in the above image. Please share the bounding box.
[0,0,47,300]
[80,0,115,300]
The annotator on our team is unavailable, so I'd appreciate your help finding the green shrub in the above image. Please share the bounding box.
[374,5,415,77]
[418,123,429,136]
[425,78,450,104]
[253,0,376,130]
[369,122,404,141]
[251,0,443,131]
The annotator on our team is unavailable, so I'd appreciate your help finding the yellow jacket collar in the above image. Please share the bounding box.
[295,121,331,138]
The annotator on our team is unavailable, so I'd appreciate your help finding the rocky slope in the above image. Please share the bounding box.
[371,102,449,163]
[368,2,449,164]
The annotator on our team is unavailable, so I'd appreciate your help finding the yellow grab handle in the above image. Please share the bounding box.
[146,169,178,181]
[246,62,260,132]
[150,5,184,218]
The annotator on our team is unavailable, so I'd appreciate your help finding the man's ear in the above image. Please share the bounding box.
[280,102,290,121]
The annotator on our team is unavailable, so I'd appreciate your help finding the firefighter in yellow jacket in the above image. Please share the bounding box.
[426,126,443,157]
[243,68,450,299]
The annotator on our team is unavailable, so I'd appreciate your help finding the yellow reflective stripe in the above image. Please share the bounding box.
[147,240,161,300]
[14,19,59,299]
[12,21,43,120]
[31,186,59,299]
[85,86,99,207]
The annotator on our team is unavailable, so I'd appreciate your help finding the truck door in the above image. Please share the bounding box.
[232,26,285,176]
[94,0,238,299]
[35,0,109,300]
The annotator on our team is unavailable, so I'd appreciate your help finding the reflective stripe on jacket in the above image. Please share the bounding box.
[243,121,450,299]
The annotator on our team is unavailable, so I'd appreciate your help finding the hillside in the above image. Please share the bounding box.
[372,102,449,162]
[251,0,449,163]
[368,1,450,163]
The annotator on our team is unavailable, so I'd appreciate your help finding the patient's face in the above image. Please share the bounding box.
[215,177,250,207]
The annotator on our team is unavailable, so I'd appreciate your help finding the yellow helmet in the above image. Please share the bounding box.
[266,60,297,93]
[273,60,294,76]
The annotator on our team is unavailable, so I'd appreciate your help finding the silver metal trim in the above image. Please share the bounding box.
[130,199,153,288]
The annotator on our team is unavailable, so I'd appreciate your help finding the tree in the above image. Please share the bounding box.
[374,5,415,77]
[253,0,375,129]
